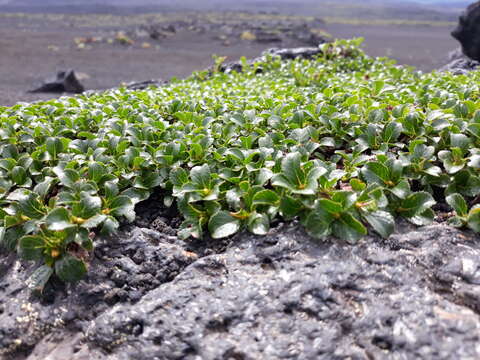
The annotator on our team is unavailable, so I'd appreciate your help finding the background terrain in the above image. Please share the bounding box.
[0,0,465,106]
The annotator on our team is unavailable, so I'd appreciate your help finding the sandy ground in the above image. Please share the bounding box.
[0,13,460,107]
[0,27,281,106]
[327,23,458,72]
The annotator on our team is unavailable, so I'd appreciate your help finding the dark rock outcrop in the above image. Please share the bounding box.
[29,70,85,94]
[451,1,480,61]
[221,46,323,74]
[442,2,480,74]
[0,224,197,359]
[441,47,480,75]
[125,79,164,91]
[2,219,480,359]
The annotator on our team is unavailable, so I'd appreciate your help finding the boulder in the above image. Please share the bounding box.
[125,80,164,91]
[29,70,85,94]
[2,217,480,359]
[441,2,480,74]
[263,46,324,60]
[451,1,480,61]
[220,46,323,74]
[440,54,480,75]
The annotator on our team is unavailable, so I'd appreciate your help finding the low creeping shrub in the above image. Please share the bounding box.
[1,38,480,290]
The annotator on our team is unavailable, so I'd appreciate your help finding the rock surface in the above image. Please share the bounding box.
[221,46,323,74]
[2,216,480,359]
[125,79,164,91]
[29,70,85,94]
[451,1,480,61]
[442,2,480,74]
[441,48,480,75]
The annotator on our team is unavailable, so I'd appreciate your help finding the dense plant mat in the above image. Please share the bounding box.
[1,39,480,289]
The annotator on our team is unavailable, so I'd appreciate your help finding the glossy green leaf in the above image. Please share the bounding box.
[55,255,87,283]
[18,235,44,260]
[363,210,394,238]
[446,193,468,217]
[26,265,53,292]
[208,211,241,239]
[46,207,74,231]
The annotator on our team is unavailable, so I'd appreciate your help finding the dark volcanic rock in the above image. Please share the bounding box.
[441,48,480,75]
[221,46,323,74]
[125,79,164,91]
[442,2,480,74]
[0,226,197,359]
[29,70,85,94]
[3,220,480,359]
[264,47,324,60]
[451,1,480,61]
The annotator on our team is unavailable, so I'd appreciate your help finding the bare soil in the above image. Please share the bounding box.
[0,12,460,107]
[327,23,458,72]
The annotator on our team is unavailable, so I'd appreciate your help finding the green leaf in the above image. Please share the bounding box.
[252,190,280,206]
[34,177,56,200]
[362,162,390,185]
[11,166,28,186]
[282,152,305,184]
[17,192,46,219]
[303,205,334,239]
[88,162,107,183]
[280,196,304,219]
[26,265,53,292]
[46,207,74,231]
[134,171,162,190]
[101,215,120,234]
[390,180,410,199]
[122,187,150,204]
[46,137,64,159]
[72,192,102,219]
[55,255,87,282]
[318,198,343,214]
[382,122,402,143]
[110,196,135,221]
[363,210,394,238]
[467,207,480,232]
[332,213,367,244]
[410,208,435,226]
[468,155,480,169]
[191,164,211,188]
[451,134,470,150]
[82,214,107,229]
[2,226,24,251]
[398,192,436,218]
[350,179,366,192]
[18,235,44,260]
[446,193,468,217]
[247,213,270,235]
[104,180,119,199]
[208,211,241,239]
[53,166,79,187]
[170,167,189,187]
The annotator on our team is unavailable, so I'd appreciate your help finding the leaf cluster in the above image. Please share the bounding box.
[1,38,480,288]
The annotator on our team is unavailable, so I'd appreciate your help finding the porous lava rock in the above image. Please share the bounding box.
[2,220,480,359]
[442,2,480,74]
[221,46,323,73]
[29,70,85,94]
[451,1,480,61]
[441,48,480,74]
